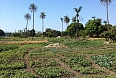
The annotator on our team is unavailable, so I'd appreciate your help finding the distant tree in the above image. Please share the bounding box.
[44,28,53,37]
[100,26,116,42]
[72,16,76,23]
[24,13,31,38]
[40,12,46,37]
[73,6,83,38]
[66,22,84,37]
[0,29,5,36]
[29,3,38,39]
[64,15,70,27]
[100,0,114,24]
[85,19,103,37]
[44,28,61,37]
[60,18,63,36]
[30,29,35,37]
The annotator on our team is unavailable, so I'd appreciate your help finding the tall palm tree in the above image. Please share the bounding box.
[73,6,82,38]
[100,0,114,24]
[64,15,70,27]
[24,13,31,37]
[40,12,46,37]
[29,3,37,39]
[60,18,63,36]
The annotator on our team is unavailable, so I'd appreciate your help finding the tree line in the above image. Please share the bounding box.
[0,0,115,41]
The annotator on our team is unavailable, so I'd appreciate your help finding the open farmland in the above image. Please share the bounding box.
[0,37,116,78]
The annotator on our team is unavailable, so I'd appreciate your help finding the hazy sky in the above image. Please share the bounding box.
[0,0,116,32]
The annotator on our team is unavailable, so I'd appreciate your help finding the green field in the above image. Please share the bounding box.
[0,37,116,78]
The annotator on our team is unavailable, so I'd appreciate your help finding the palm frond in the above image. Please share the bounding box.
[72,16,76,22]
[100,0,113,5]
[73,6,82,13]
[78,15,83,22]
[60,18,63,22]
[64,15,70,23]
[24,13,31,20]
[40,12,46,19]
[29,3,38,12]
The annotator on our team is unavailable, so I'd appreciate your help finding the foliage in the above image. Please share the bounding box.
[0,29,5,37]
[44,28,61,37]
[91,53,116,72]
[64,15,70,27]
[66,22,84,37]
[0,70,36,78]
[85,19,103,37]
[35,67,71,78]
[0,44,19,52]
[100,26,116,41]
[0,52,25,70]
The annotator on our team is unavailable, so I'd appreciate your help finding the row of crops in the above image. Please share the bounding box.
[0,43,49,78]
[59,52,104,74]
[29,50,73,78]
[0,70,36,78]
[91,53,116,72]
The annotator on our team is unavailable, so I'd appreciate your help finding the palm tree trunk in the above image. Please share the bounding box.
[42,19,44,37]
[33,11,34,29]
[62,21,63,37]
[76,16,78,38]
[32,11,34,40]
[26,20,28,38]
[106,2,109,25]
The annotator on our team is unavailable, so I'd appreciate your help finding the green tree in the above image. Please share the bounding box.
[85,19,103,37]
[100,26,116,41]
[73,6,83,38]
[29,3,38,39]
[72,16,76,23]
[64,15,70,27]
[60,18,63,36]
[100,0,114,24]
[24,13,31,38]
[0,29,5,36]
[44,28,61,37]
[44,28,53,37]
[40,12,46,37]
[66,22,84,37]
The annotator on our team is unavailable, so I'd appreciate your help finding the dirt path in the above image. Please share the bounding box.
[24,50,42,78]
[85,54,116,77]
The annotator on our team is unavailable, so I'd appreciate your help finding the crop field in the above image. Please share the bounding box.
[0,37,116,78]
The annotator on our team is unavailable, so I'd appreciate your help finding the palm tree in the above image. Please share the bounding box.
[40,12,46,37]
[29,3,38,39]
[103,20,107,25]
[24,13,31,37]
[92,16,96,20]
[60,18,63,36]
[72,16,76,23]
[64,15,70,27]
[100,0,114,24]
[73,6,82,38]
